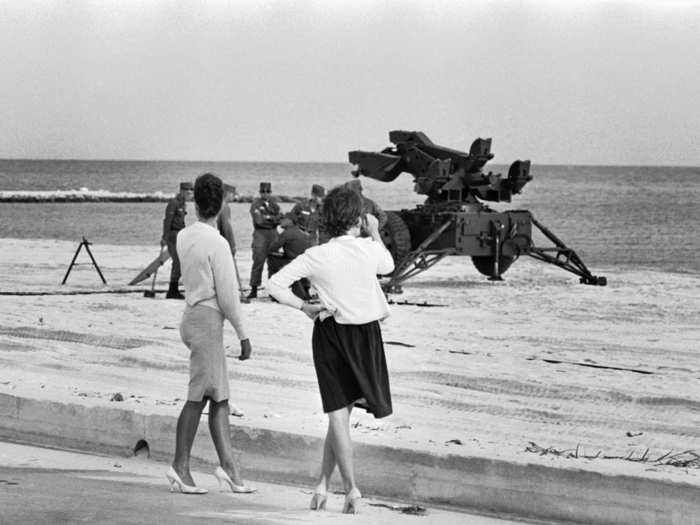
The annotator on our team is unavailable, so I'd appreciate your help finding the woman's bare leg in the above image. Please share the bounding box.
[172,399,207,485]
[208,399,245,485]
[316,424,337,491]
[326,404,357,492]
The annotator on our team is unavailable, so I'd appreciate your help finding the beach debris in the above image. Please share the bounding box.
[525,442,700,469]
[110,392,124,402]
[38,316,43,325]
[541,358,653,375]
[445,439,463,445]
[385,341,416,347]
[388,299,447,307]
[231,406,244,417]
[0,479,20,486]
[369,502,428,515]
[113,464,122,468]
[447,349,472,355]
[626,431,644,437]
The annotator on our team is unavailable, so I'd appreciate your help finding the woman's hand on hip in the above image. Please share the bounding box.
[238,338,252,360]
[301,302,325,321]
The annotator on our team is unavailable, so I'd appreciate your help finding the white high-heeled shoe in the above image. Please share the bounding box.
[342,487,362,514]
[214,466,257,494]
[166,466,208,494]
[309,483,327,511]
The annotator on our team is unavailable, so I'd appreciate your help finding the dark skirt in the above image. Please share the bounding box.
[312,317,392,419]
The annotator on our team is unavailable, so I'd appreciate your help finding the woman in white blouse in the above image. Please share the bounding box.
[166,173,255,495]
[268,184,395,514]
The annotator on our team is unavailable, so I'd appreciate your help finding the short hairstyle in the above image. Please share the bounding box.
[344,179,362,194]
[194,173,223,219]
[321,186,362,238]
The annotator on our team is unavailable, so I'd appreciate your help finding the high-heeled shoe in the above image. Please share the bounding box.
[214,466,257,494]
[342,487,362,514]
[309,485,327,511]
[166,466,208,494]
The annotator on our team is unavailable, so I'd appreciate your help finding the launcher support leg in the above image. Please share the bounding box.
[489,220,504,281]
[383,219,454,293]
[528,217,606,285]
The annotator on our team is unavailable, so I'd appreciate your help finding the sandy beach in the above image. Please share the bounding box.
[1,236,699,488]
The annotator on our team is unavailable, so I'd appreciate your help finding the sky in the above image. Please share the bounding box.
[1,0,699,166]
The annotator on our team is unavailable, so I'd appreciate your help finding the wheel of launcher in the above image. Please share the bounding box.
[379,211,412,273]
[470,233,531,278]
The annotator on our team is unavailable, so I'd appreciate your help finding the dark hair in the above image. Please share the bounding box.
[321,186,362,237]
[194,173,223,219]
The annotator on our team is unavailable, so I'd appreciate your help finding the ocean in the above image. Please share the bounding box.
[1,159,699,275]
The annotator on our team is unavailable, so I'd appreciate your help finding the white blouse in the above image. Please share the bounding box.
[176,221,248,340]
[268,235,394,324]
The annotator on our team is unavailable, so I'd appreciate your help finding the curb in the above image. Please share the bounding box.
[1,393,698,525]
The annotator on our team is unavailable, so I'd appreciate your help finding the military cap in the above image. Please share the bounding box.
[259,182,272,193]
[311,184,326,197]
[180,181,194,191]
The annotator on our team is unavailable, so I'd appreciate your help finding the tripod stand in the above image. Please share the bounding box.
[62,237,107,285]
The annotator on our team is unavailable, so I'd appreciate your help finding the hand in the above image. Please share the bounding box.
[301,302,325,321]
[363,213,379,235]
[238,338,252,361]
[364,213,381,240]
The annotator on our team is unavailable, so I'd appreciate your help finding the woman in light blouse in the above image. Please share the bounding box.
[166,173,255,495]
[268,185,394,514]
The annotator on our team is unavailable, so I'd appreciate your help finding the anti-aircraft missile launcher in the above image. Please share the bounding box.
[349,130,606,293]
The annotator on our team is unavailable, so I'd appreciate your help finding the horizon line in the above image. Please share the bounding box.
[0,156,698,170]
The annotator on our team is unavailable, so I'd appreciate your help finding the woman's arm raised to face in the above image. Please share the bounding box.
[364,214,394,275]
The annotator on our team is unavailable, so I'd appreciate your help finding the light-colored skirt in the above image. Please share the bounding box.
[180,304,229,402]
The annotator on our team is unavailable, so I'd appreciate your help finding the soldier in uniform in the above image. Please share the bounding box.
[247,182,281,299]
[267,213,314,300]
[289,184,325,245]
[162,181,193,299]
[345,178,387,231]
[217,183,238,257]
[217,183,248,305]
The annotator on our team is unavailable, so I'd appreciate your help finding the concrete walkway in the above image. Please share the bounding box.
[1,392,699,525]
[0,441,525,525]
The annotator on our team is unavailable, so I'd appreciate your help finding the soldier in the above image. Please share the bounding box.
[162,181,193,299]
[289,184,325,245]
[267,214,314,300]
[345,178,387,231]
[217,183,238,257]
[247,181,281,299]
